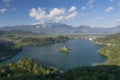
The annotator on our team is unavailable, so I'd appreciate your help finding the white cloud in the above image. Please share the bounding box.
[49,8,65,17]
[65,11,77,20]
[0,8,7,13]
[29,6,78,23]
[105,7,114,12]
[54,16,65,23]
[114,19,120,23]
[87,0,95,8]
[96,17,104,20]
[81,6,86,10]
[29,7,47,20]
[31,21,45,25]
[68,6,76,12]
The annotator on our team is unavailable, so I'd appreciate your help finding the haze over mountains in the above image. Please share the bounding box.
[0,23,120,34]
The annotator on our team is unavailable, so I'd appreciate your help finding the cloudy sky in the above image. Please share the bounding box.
[0,0,120,27]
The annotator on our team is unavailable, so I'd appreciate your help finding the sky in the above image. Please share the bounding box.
[0,0,120,28]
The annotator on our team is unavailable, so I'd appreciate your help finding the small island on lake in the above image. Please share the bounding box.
[58,45,71,54]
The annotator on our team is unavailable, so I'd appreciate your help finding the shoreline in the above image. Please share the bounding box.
[93,39,120,65]
[1,39,107,71]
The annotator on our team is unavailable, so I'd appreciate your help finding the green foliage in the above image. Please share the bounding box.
[94,33,120,45]
[0,58,61,80]
[0,40,22,61]
[21,36,69,46]
[0,36,69,61]
[58,65,120,80]
[94,32,120,65]
[2,29,43,37]
[1,58,120,80]
[58,46,71,54]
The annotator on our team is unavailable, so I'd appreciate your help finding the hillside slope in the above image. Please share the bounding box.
[0,58,120,80]
[94,33,120,65]
[1,29,43,37]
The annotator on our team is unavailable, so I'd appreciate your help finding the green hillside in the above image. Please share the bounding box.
[0,58,120,80]
[0,40,22,61]
[0,58,61,80]
[1,30,44,37]
[0,35,69,61]
[94,33,120,65]
[59,65,120,80]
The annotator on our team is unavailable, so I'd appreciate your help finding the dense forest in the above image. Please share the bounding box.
[0,34,69,60]
[0,40,22,61]
[94,33,120,65]
[59,65,120,80]
[0,58,61,80]
[0,30,69,46]
[94,33,120,44]
[20,36,69,46]
[0,58,120,80]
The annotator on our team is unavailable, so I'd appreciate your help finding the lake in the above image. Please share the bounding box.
[1,39,107,70]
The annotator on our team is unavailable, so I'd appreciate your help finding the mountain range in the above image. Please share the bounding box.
[0,23,120,34]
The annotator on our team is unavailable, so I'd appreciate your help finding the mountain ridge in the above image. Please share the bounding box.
[0,23,120,34]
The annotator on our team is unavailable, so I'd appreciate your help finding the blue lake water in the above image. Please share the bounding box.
[1,39,107,70]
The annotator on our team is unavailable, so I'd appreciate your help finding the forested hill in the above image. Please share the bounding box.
[94,32,120,44]
[0,36,69,60]
[94,32,120,65]
[0,30,44,37]
[0,58,120,80]
[0,58,61,80]
[0,40,22,60]
[59,65,120,80]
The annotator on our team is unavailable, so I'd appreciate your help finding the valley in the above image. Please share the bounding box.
[0,23,120,80]
[1,0,120,79]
